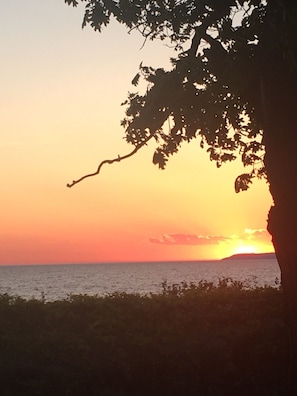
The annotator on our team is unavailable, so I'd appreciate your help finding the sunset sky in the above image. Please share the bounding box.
[0,0,274,265]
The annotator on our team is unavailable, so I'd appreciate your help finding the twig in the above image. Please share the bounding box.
[67,134,153,188]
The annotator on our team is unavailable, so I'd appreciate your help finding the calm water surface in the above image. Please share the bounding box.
[0,259,280,301]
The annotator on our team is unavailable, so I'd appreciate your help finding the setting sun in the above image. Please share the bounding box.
[234,245,257,255]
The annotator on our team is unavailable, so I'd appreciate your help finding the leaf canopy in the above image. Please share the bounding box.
[65,0,297,191]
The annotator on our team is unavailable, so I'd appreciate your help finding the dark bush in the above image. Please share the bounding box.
[0,280,286,395]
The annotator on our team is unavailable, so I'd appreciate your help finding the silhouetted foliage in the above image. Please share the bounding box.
[64,1,297,392]
[66,0,296,190]
[0,281,286,395]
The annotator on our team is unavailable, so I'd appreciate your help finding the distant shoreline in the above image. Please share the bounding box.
[222,252,276,261]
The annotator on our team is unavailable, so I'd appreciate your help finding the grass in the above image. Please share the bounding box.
[0,279,286,395]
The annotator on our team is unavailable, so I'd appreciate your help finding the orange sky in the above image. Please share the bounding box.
[0,1,274,265]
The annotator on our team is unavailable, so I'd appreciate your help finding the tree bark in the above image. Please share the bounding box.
[268,199,297,395]
[263,61,297,394]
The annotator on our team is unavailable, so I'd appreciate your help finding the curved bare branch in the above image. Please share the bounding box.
[67,134,154,188]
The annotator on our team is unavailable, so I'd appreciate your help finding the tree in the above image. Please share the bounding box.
[65,0,297,392]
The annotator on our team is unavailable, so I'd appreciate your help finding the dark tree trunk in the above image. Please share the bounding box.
[266,159,297,395]
[262,58,297,394]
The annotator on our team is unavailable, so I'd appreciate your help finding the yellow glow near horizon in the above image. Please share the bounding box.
[234,245,257,255]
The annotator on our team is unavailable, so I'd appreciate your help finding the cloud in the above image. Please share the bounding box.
[149,229,270,247]
[244,228,269,240]
[149,234,229,246]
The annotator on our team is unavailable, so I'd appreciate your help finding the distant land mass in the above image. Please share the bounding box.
[222,252,276,261]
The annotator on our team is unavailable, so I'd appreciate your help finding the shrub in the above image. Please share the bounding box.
[0,280,285,395]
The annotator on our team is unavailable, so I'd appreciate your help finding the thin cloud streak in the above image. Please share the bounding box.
[149,234,229,246]
[149,229,271,247]
[244,228,268,239]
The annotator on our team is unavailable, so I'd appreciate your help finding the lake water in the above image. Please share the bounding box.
[0,259,280,301]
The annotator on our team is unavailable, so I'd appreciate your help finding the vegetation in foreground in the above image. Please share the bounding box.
[0,279,286,396]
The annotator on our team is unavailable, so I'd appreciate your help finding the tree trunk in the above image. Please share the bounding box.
[268,200,297,395]
[263,65,297,394]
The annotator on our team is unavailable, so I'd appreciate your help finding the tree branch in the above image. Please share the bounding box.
[66,134,154,188]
